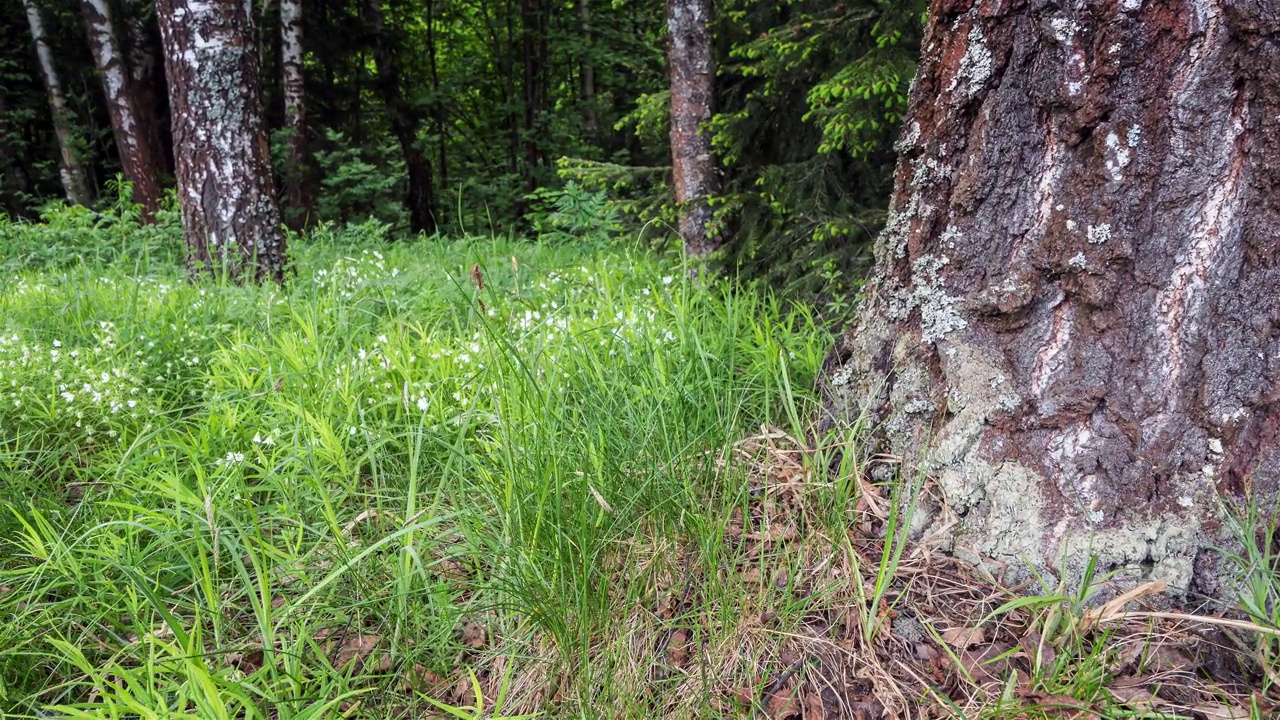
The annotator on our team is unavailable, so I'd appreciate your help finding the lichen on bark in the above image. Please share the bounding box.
[821,0,1280,600]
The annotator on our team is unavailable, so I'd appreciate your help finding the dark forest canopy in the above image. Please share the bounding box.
[0,0,925,291]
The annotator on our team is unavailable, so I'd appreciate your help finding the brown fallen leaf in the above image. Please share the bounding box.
[764,680,800,719]
[667,628,691,667]
[802,691,826,720]
[941,625,986,648]
[1080,580,1167,632]
[332,632,382,671]
[459,619,486,649]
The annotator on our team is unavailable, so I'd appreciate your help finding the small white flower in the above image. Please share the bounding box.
[417,396,429,411]
[662,276,674,285]
[61,391,75,403]
[252,433,263,444]
[377,335,388,344]
[52,340,61,348]
[224,451,245,465]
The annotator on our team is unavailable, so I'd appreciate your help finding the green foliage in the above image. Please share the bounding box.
[525,181,623,245]
[310,129,410,230]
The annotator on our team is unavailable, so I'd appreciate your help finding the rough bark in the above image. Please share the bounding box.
[280,0,310,229]
[82,0,164,219]
[21,0,93,207]
[666,0,720,257]
[363,0,437,235]
[821,0,1280,600]
[156,0,286,283]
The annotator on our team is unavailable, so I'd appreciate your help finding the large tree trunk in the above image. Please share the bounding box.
[156,0,286,283]
[82,0,164,219]
[280,0,310,229]
[666,0,719,257]
[21,0,93,207]
[363,0,437,236]
[821,0,1280,599]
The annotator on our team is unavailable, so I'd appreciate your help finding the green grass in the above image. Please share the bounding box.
[1,216,1275,719]
[0,221,829,717]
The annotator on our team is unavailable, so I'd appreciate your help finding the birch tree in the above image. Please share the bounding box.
[280,0,309,228]
[156,0,286,283]
[666,0,719,256]
[81,0,163,218]
[21,0,92,206]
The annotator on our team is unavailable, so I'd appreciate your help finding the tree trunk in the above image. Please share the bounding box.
[666,0,719,257]
[363,0,437,236]
[821,0,1280,599]
[578,0,598,138]
[156,0,286,283]
[520,0,546,194]
[82,0,164,219]
[280,0,310,229]
[121,0,170,176]
[21,0,93,207]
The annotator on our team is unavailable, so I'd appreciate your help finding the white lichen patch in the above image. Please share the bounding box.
[948,23,994,98]
[1050,17,1079,43]
[1086,223,1112,244]
[1121,0,1142,12]
[1105,132,1132,181]
[1068,252,1087,269]
[911,254,969,344]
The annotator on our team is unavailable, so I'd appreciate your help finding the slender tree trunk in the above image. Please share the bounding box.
[666,0,719,257]
[280,0,310,229]
[426,0,448,197]
[578,0,598,138]
[0,94,34,216]
[520,0,547,192]
[156,0,286,283]
[821,0,1280,599]
[21,0,92,207]
[363,0,437,235]
[81,0,164,219]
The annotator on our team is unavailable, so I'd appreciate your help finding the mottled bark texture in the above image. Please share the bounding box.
[364,0,437,236]
[82,0,164,219]
[156,0,286,283]
[666,0,719,256]
[122,0,172,176]
[22,0,93,207]
[281,0,310,229]
[821,0,1280,600]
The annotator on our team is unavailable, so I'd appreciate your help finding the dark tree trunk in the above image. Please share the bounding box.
[520,0,547,192]
[156,0,286,283]
[821,0,1280,599]
[426,0,448,196]
[21,0,93,207]
[82,0,164,219]
[121,0,171,176]
[363,0,437,235]
[666,0,719,257]
[578,0,598,138]
[281,0,311,229]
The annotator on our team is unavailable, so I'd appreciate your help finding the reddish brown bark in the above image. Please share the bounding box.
[666,0,719,256]
[82,0,164,219]
[156,0,286,283]
[822,0,1280,598]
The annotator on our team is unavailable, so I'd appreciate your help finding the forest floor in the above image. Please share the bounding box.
[0,217,1275,718]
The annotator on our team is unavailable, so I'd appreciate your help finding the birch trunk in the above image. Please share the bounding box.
[82,0,163,219]
[666,0,719,257]
[21,0,92,207]
[156,0,286,283]
[821,0,1280,599]
[280,0,309,228]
